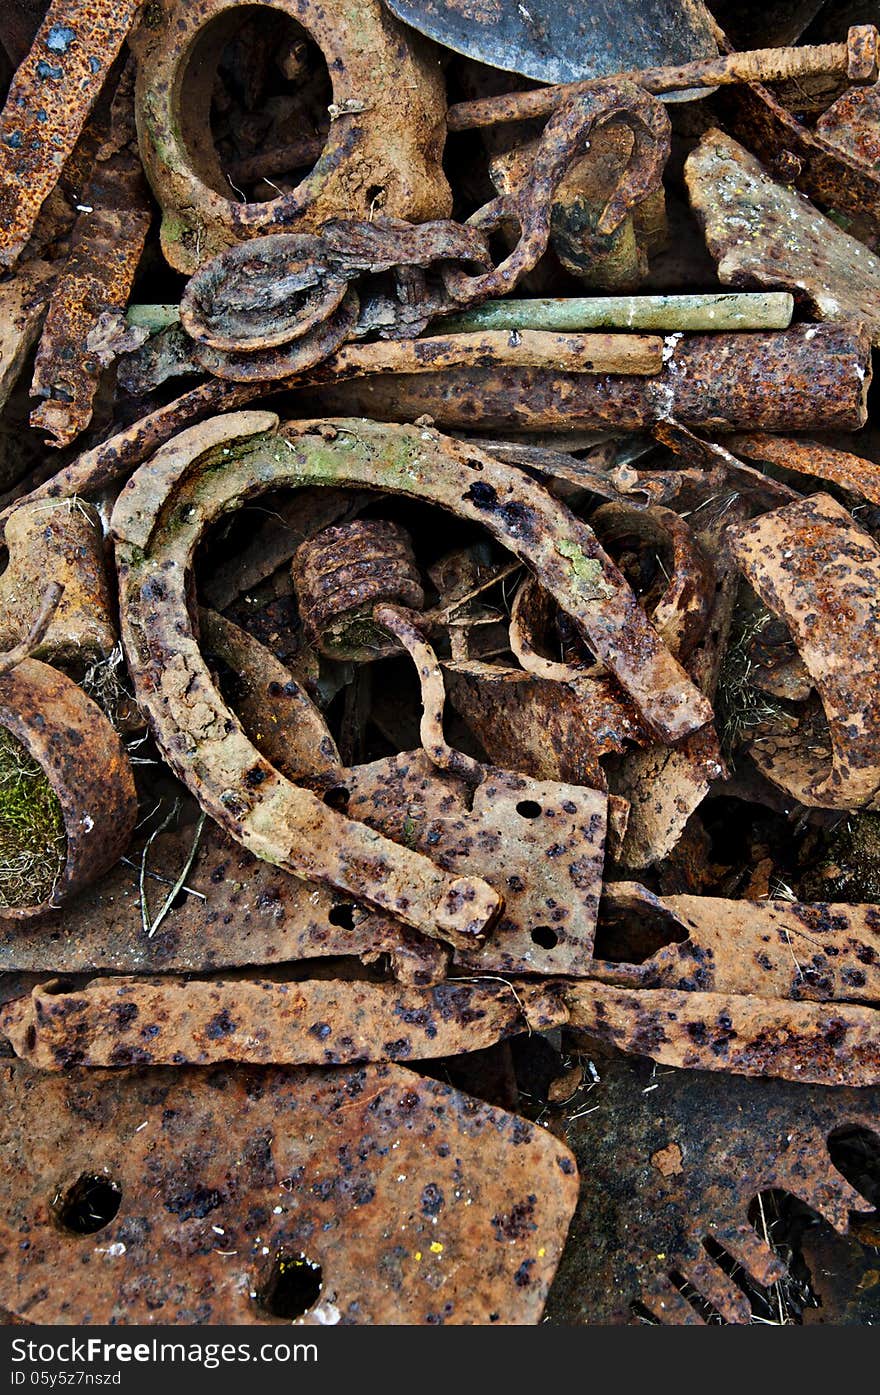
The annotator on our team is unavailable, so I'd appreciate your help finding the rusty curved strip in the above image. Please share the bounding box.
[112,413,711,941]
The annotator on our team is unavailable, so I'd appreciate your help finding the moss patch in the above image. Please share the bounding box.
[0,727,66,909]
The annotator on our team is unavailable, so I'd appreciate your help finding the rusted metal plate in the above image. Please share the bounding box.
[594,882,880,1003]
[608,727,724,869]
[2,974,566,1068]
[30,149,152,447]
[0,819,447,986]
[0,659,136,918]
[0,1059,579,1323]
[544,1053,877,1325]
[382,0,718,87]
[729,492,880,809]
[303,323,871,433]
[0,0,142,269]
[727,433,880,509]
[567,982,880,1086]
[686,128,880,343]
[337,753,607,977]
[719,79,880,251]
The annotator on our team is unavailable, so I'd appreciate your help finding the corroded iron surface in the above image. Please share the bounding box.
[303,323,871,433]
[1,975,566,1068]
[568,982,880,1085]
[686,129,880,343]
[0,498,117,663]
[594,882,880,1003]
[0,0,142,269]
[0,1060,579,1323]
[0,819,447,986]
[132,0,451,273]
[545,1054,878,1325]
[729,492,880,809]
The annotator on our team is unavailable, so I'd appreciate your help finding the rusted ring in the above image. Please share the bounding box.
[179,234,350,351]
[190,289,360,382]
[0,660,137,919]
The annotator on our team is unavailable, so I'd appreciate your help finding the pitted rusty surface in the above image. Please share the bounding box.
[0,659,136,918]
[0,0,142,270]
[721,79,880,250]
[608,726,724,870]
[113,413,502,948]
[0,498,117,663]
[30,149,151,447]
[199,608,342,781]
[816,80,880,177]
[545,1055,878,1325]
[190,289,360,383]
[131,0,451,274]
[443,660,639,791]
[0,819,447,986]
[591,503,714,663]
[686,129,880,344]
[594,882,880,1003]
[335,753,607,977]
[0,1060,578,1323]
[292,519,425,662]
[1,974,566,1068]
[568,982,880,1085]
[303,323,871,433]
[383,0,718,87]
[179,233,349,352]
[727,433,880,510]
[729,492,880,809]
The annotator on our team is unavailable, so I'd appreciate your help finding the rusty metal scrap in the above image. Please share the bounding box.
[0,258,53,417]
[445,25,880,130]
[729,492,880,810]
[546,1054,879,1325]
[0,0,143,270]
[0,497,117,663]
[0,818,447,986]
[594,882,880,1003]
[727,433,880,510]
[2,974,567,1068]
[0,1060,579,1323]
[567,982,880,1086]
[30,149,152,447]
[131,0,452,274]
[0,658,136,917]
[686,129,880,344]
[304,323,871,433]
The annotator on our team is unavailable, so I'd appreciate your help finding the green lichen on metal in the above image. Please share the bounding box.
[555,539,614,598]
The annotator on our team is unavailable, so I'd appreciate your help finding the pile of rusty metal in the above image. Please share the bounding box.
[1,0,880,1327]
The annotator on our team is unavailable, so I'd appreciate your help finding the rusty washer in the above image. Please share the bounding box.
[132,0,452,274]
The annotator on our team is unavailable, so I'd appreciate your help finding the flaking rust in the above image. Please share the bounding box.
[729,493,880,809]
[0,1061,579,1323]
[30,148,152,448]
[0,0,143,270]
[1,974,567,1068]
